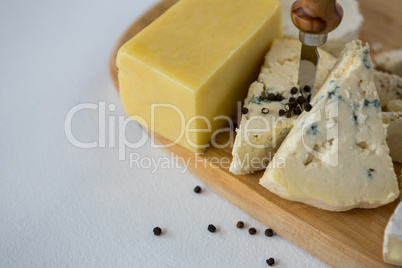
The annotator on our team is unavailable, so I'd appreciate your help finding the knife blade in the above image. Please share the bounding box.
[298,43,319,93]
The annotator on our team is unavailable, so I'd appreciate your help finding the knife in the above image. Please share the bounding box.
[291,0,343,98]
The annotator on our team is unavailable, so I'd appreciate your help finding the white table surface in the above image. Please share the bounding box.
[0,0,328,267]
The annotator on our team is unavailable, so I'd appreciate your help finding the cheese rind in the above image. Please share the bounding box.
[260,40,399,211]
[117,0,282,153]
[384,201,402,266]
[230,39,336,174]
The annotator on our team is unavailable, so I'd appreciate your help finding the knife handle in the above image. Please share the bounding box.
[291,0,343,35]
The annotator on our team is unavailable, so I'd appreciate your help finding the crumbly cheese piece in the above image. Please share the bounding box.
[382,112,402,163]
[375,49,402,77]
[374,71,402,111]
[229,39,337,174]
[117,0,282,153]
[387,100,402,112]
[260,40,399,211]
[280,0,363,56]
[384,201,402,266]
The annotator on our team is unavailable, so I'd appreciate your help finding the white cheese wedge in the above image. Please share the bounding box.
[382,112,402,163]
[374,71,402,111]
[384,201,402,266]
[280,0,363,56]
[375,49,402,77]
[259,40,399,211]
[229,39,337,175]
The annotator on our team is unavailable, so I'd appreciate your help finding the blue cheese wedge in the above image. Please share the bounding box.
[230,39,336,175]
[259,40,399,211]
[374,49,402,77]
[374,71,402,111]
[382,112,402,163]
[384,201,402,266]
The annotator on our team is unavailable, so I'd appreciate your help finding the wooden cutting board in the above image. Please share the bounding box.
[109,0,402,267]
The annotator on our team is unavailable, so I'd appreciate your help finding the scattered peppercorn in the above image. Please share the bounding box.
[241,107,249,114]
[279,109,286,117]
[284,103,291,111]
[290,87,298,95]
[268,93,276,101]
[297,96,305,104]
[208,224,216,233]
[289,97,296,103]
[275,93,283,101]
[194,186,201,193]
[285,111,291,118]
[153,227,162,236]
[304,103,312,112]
[236,221,244,229]
[248,228,257,235]
[266,258,275,266]
[304,85,311,92]
[265,228,274,237]
[294,106,302,115]
[261,108,269,114]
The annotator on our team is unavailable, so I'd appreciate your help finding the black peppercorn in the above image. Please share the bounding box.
[289,97,296,103]
[236,221,244,229]
[297,96,305,104]
[153,227,162,236]
[290,87,298,95]
[294,106,302,115]
[304,103,312,112]
[275,93,283,101]
[304,85,311,92]
[261,108,269,114]
[279,109,286,116]
[241,107,249,114]
[194,186,201,193]
[248,228,257,235]
[208,224,216,233]
[266,258,275,266]
[268,93,276,101]
[285,111,291,118]
[265,228,274,237]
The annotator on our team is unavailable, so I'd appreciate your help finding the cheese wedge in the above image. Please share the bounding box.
[382,112,402,163]
[374,71,402,111]
[384,201,402,266]
[375,49,402,77]
[260,40,399,211]
[230,39,336,174]
[117,0,282,153]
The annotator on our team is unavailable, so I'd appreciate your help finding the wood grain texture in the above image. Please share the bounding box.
[291,0,343,35]
[109,0,402,267]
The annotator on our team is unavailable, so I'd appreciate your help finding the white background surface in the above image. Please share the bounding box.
[0,0,328,267]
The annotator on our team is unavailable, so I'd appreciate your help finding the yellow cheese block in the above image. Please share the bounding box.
[117,0,282,153]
